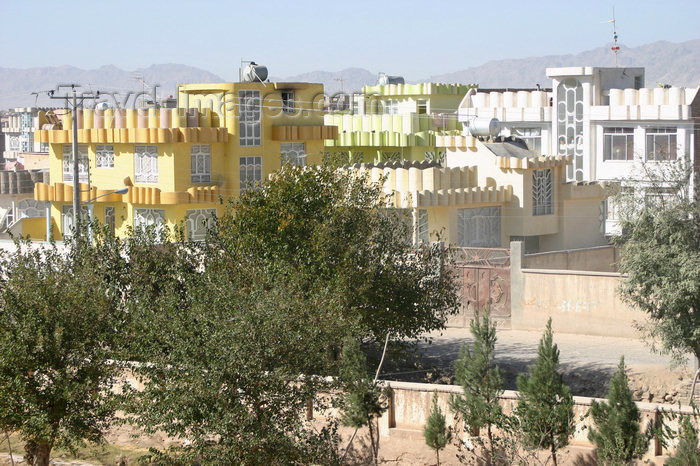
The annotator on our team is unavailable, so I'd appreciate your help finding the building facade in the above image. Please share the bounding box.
[459,67,698,183]
[366,135,607,253]
[2,107,51,161]
[324,81,472,164]
[458,66,699,236]
[30,81,337,240]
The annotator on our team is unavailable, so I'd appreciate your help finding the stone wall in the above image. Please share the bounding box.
[511,241,646,338]
[524,244,619,272]
[377,380,696,461]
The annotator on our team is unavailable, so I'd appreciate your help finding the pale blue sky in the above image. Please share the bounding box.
[1,0,698,80]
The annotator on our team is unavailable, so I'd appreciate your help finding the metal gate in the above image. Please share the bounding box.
[448,247,511,327]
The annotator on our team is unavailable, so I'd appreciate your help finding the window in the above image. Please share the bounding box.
[281,91,294,113]
[417,99,427,115]
[457,207,501,247]
[39,142,49,152]
[512,127,542,156]
[186,208,217,241]
[417,209,429,244]
[556,78,584,180]
[280,142,306,167]
[17,199,46,219]
[646,127,677,161]
[382,151,402,163]
[239,156,262,193]
[134,208,165,232]
[603,127,634,161]
[61,205,89,238]
[62,144,89,182]
[96,144,114,168]
[134,145,158,183]
[191,144,211,182]
[105,206,115,235]
[239,90,261,146]
[383,99,399,114]
[532,169,553,215]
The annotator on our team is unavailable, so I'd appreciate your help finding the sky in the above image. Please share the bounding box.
[1,0,699,80]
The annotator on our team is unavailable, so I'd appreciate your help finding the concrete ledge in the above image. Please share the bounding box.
[522,268,621,278]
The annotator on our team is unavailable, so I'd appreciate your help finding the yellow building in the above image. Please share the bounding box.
[31,81,337,240]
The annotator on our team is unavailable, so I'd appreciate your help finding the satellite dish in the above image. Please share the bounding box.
[95,101,111,111]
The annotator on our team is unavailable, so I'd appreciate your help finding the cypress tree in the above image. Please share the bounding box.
[424,392,451,466]
[515,319,574,466]
[449,308,505,462]
[588,356,648,464]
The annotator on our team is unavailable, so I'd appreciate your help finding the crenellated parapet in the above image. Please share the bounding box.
[34,182,225,205]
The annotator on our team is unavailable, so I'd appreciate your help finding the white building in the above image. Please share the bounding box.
[2,107,51,161]
[458,67,698,183]
[458,66,699,236]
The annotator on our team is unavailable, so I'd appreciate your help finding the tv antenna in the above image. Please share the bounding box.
[608,7,620,67]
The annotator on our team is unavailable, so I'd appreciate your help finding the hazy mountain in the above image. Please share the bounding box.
[1,39,698,109]
[428,39,700,88]
[274,68,377,95]
[0,64,224,109]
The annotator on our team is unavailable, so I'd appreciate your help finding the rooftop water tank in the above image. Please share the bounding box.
[378,72,405,86]
[242,63,268,83]
[467,117,500,138]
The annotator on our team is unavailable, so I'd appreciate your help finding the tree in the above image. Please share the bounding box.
[515,319,574,466]
[588,357,648,464]
[667,415,700,466]
[450,308,506,463]
[338,336,387,466]
[0,230,129,466]
[212,163,460,343]
[123,164,458,462]
[612,155,699,366]
[424,392,451,466]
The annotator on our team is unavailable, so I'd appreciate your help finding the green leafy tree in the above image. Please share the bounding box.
[588,357,648,464]
[123,164,457,462]
[612,156,699,365]
[338,336,387,466]
[212,163,460,343]
[0,230,129,466]
[450,308,506,463]
[515,319,574,466]
[425,392,451,466]
[667,415,700,466]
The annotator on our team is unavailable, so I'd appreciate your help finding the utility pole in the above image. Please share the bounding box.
[48,84,99,238]
[71,87,79,231]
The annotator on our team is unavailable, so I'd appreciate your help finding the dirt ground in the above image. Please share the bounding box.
[379,328,698,406]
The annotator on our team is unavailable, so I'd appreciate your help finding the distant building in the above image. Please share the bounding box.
[1,107,52,161]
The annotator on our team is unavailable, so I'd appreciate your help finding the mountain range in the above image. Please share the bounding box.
[1,39,698,109]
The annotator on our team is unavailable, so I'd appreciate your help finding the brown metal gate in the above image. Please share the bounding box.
[448,247,511,327]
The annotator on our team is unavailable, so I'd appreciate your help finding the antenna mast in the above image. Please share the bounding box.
[609,7,620,67]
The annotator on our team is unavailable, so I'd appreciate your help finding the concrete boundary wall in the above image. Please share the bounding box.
[377,380,696,461]
[524,244,620,272]
[511,241,646,338]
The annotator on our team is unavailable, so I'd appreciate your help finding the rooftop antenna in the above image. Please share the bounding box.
[608,7,620,67]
